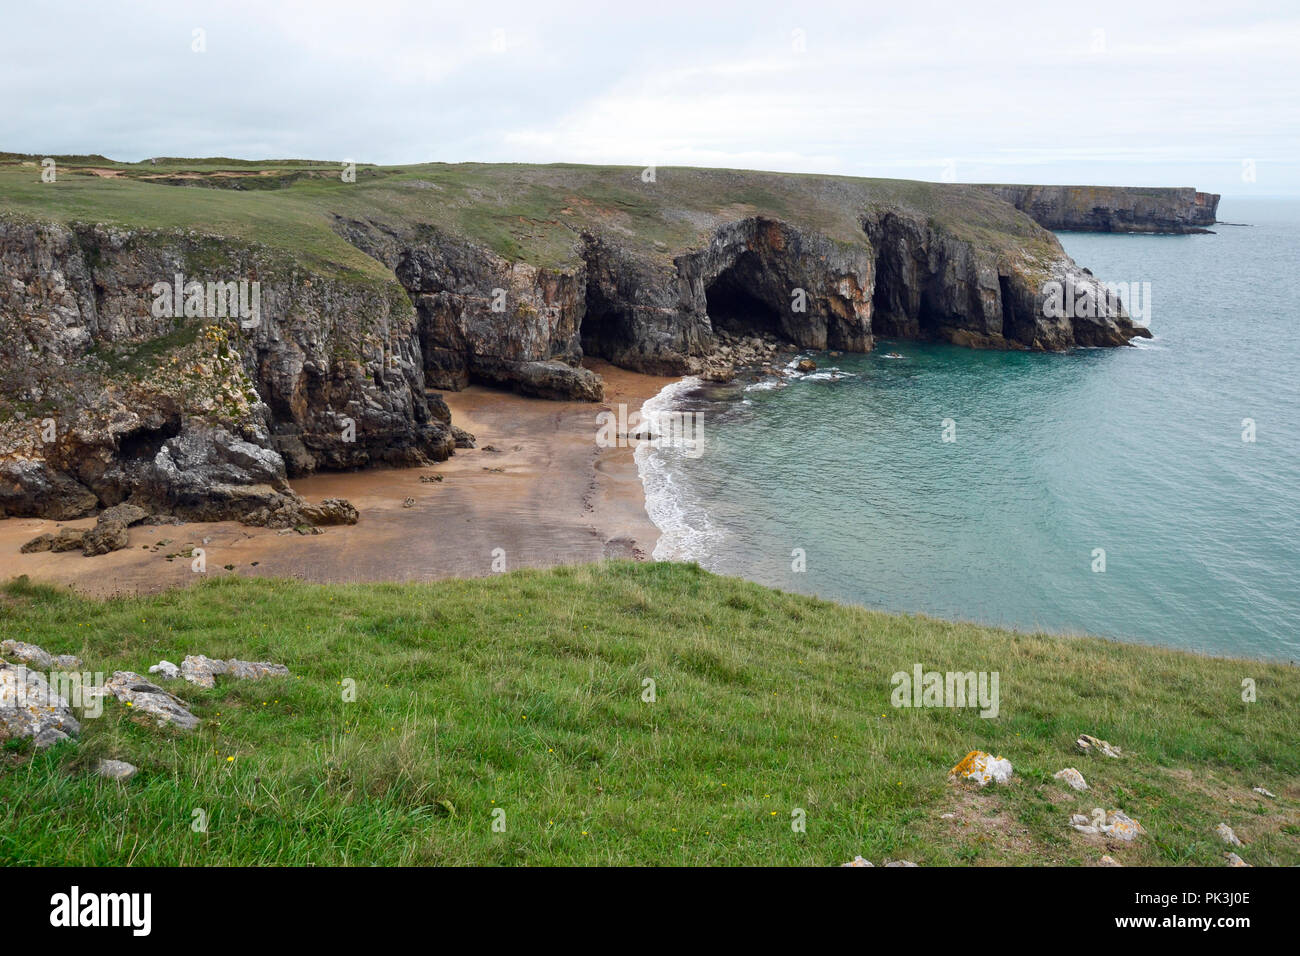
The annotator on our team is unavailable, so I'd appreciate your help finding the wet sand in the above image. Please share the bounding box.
[0,360,676,597]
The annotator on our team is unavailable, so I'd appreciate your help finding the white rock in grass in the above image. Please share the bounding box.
[1103,810,1143,841]
[148,660,181,680]
[0,662,81,745]
[180,655,288,688]
[1252,787,1276,799]
[1216,823,1243,847]
[1071,810,1144,841]
[1,640,81,671]
[103,672,199,730]
[1225,852,1251,867]
[1054,767,1088,791]
[840,856,874,867]
[1075,734,1122,758]
[884,860,919,867]
[948,751,1013,786]
[96,759,137,781]
[1099,855,1122,866]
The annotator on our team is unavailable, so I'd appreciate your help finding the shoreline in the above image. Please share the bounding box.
[0,359,677,597]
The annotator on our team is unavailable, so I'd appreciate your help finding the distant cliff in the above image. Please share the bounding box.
[978,185,1220,234]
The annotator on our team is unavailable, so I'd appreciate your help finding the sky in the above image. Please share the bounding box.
[2,0,1297,196]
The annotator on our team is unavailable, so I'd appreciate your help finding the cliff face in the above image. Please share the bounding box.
[0,161,1159,522]
[979,185,1220,234]
[0,220,454,521]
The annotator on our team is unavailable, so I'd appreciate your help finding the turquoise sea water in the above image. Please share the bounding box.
[639,198,1300,661]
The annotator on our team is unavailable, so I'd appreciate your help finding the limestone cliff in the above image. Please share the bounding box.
[0,158,1161,522]
[978,184,1220,234]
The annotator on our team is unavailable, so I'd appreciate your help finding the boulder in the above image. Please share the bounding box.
[96,759,138,781]
[1075,734,1122,758]
[82,517,129,556]
[300,497,358,526]
[97,502,150,527]
[1216,823,1243,847]
[147,660,181,680]
[1053,767,1088,791]
[0,661,82,745]
[1,639,80,670]
[948,750,1013,787]
[102,671,199,730]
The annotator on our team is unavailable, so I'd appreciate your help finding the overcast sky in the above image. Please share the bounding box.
[3,0,1297,195]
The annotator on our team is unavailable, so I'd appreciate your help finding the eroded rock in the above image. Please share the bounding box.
[1076,734,1122,758]
[102,671,199,730]
[0,661,82,745]
[948,750,1013,787]
[96,759,138,781]
[1053,767,1089,791]
[1216,823,1243,847]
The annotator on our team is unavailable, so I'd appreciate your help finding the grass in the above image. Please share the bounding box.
[0,153,1063,274]
[1,562,1296,866]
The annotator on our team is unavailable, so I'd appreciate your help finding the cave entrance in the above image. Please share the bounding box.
[118,417,182,461]
[580,305,636,361]
[704,253,785,338]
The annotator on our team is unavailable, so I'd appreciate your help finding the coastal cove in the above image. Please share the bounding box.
[634,198,1300,661]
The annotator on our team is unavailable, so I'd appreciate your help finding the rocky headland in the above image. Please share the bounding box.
[977,184,1220,234]
[0,157,1182,530]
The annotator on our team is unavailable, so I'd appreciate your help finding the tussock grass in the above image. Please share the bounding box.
[1,563,1296,866]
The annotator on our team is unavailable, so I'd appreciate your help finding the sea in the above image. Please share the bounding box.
[636,198,1300,661]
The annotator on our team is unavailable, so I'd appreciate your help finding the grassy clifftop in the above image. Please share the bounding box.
[0,153,1061,272]
[2,562,1296,866]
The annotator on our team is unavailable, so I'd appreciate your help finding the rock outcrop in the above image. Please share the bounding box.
[2,164,1167,523]
[978,184,1220,234]
[0,219,454,521]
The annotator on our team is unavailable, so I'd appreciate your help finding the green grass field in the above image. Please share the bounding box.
[0,153,1061,274]
[2,562,1296,866]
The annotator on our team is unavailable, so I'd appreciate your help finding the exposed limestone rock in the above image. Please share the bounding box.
[1225,852,1250,867]
[1053,767,1089,791]
[884,860,919,867]
[1216,823,1243,847]
[300,497,359,526]
[1076,734,1122,758]
[0,219,454,521]
[840,856,874,867]
[82,517,129,556]
[3,177,1154,523]
[101,671,199,730]
[148,660,180,680]
[978,184,1219,234]
[96,759,138,780]
[1252,787,1276,799]
[1,640,81,670]
[179,654,289,688]
[948,750,1013,787]
[1072,810,1143,841]
[0,661,82,745]
[97,502,150,526]
[1099,855,1122,867]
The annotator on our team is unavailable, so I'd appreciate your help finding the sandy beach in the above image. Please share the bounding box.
[0,360,677,597]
